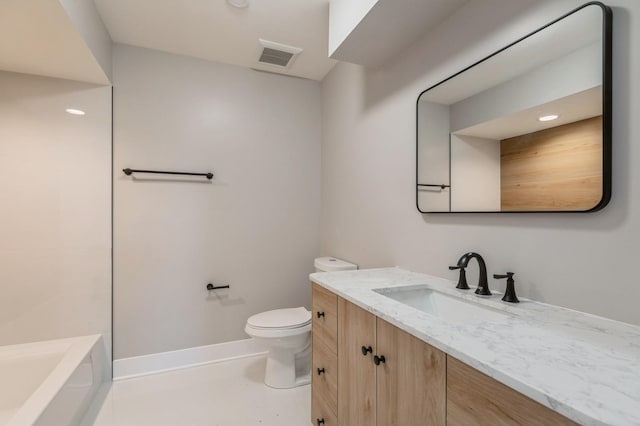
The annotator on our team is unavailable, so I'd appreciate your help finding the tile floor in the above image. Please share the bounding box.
[88,355,310,426]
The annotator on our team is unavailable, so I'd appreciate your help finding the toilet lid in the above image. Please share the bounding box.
[247,307,311,329]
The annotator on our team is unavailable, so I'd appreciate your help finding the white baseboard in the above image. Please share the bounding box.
[113,338,266,380]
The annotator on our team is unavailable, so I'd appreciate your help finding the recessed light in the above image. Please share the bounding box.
[66,108,85,116]
[227,0,249,8]
[538,114,558,122]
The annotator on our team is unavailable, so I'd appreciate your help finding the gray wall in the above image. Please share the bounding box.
[0,71,112,360]
[113,45,322,359]
[320,0,640,325]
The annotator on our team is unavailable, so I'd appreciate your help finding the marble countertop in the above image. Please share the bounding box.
[309,267,640,426]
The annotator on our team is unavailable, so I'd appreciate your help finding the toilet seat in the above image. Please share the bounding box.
[245,322,311,339]
[247,307,311,330]
[245,307,311,339]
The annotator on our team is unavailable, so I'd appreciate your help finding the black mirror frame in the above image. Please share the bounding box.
[416,1,612,214]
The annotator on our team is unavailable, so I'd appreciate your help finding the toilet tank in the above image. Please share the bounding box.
[314,257,358,272]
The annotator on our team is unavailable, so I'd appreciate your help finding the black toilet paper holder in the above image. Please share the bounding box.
[206,283,230,290]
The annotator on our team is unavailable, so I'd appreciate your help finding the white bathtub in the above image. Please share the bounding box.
[0,335,108,426]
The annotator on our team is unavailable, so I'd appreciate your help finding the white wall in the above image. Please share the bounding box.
[450,135,500,212]
[320,0,640,325]
[113,45,322,359]
[0,71,112,360]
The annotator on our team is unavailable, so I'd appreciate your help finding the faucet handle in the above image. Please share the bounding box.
[493,272,519,303]
[449,265,470,290]
[493,272,513,281]
[493,272,514,279]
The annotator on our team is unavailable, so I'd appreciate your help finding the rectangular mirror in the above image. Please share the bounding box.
[416,2,612,213]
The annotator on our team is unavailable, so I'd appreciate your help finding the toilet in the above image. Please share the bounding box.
[245,256,357,388]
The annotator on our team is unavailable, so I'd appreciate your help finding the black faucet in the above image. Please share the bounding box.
[451,252,491,296]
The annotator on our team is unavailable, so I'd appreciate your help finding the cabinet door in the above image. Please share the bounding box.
[376,318,446,426]
[338,298,376,426]
[447,356,578,425]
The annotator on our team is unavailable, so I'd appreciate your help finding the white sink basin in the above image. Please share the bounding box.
[373,286,509,324]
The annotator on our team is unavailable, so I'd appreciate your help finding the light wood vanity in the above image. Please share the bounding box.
[311,282,577,426]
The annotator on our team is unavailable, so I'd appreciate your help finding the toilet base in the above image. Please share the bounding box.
[263,342,311,389]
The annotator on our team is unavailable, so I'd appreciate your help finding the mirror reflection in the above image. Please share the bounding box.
[417,3,611,213]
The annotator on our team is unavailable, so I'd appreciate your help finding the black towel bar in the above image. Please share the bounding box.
[417,184,450,189]
[123,168,213,179]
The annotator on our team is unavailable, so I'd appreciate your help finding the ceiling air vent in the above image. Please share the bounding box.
[258,39,302,68]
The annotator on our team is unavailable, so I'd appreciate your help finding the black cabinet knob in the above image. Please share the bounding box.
[374,354,386,365]
[316,311,325,318]
[361,345,372,356]
[317,367,325,375]
[317,419,325,425]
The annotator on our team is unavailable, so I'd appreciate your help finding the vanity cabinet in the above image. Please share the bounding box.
[446,356,577,426]
[312,282,580,426]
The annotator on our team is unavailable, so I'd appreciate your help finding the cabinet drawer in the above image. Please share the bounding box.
[312,395,338,426]
[312,283,338,352]
[447,356,577,426]
[312,337,338,416]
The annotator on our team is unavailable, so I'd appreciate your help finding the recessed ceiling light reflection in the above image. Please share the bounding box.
[538,114,559,122]
[65,108,85,116]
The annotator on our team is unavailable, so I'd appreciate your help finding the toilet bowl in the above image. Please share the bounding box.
[245,256,357,389]
[245,307,312,388]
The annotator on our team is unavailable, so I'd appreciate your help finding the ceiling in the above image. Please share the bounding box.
[1,0,468,83]
[0,0,109,84]
[454,87,602,140]
[94,0,337,81]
